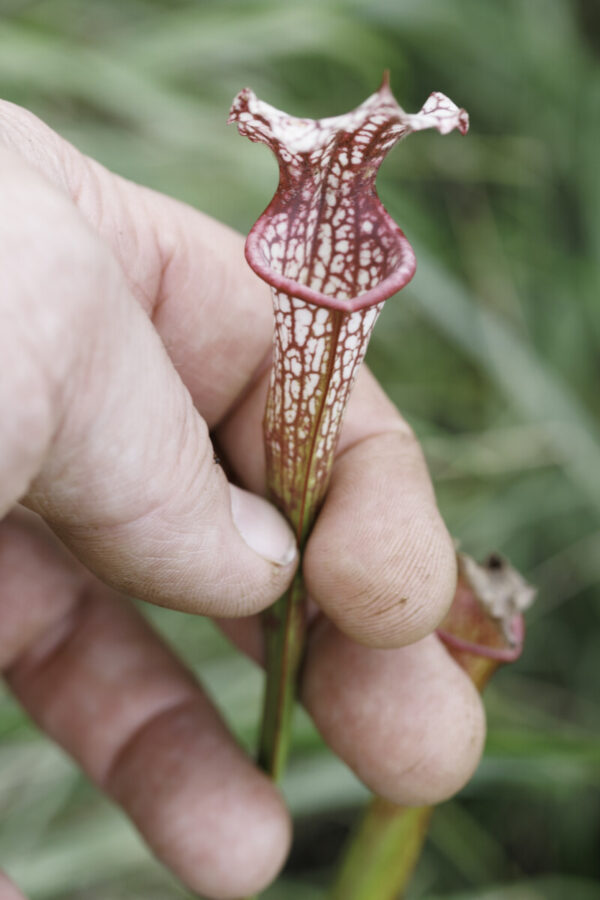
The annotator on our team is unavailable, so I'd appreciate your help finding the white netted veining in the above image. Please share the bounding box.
[264,293,382,532]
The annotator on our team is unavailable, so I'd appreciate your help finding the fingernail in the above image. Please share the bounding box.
[229,484,297,566]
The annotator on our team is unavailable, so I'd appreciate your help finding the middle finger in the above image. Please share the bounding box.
[218,366,457,647]
[0,514,290,900]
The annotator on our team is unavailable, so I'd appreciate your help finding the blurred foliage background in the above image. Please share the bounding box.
[1,0,599,897]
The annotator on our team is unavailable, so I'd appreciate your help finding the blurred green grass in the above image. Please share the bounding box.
[1,0,599,897]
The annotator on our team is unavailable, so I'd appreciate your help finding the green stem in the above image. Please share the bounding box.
[257,567,307,780]
[330,800,432,900]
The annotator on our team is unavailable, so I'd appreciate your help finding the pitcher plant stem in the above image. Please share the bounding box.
[258,569,307,779]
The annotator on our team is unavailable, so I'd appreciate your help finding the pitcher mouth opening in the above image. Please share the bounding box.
[245,211,417,313]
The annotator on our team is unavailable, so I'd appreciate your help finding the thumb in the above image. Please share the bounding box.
[0,150,296,616]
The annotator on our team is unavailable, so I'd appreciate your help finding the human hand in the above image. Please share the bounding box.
[0,102,484,899]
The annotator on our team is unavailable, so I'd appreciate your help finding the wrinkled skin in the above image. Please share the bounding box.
[0,102,484,900]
